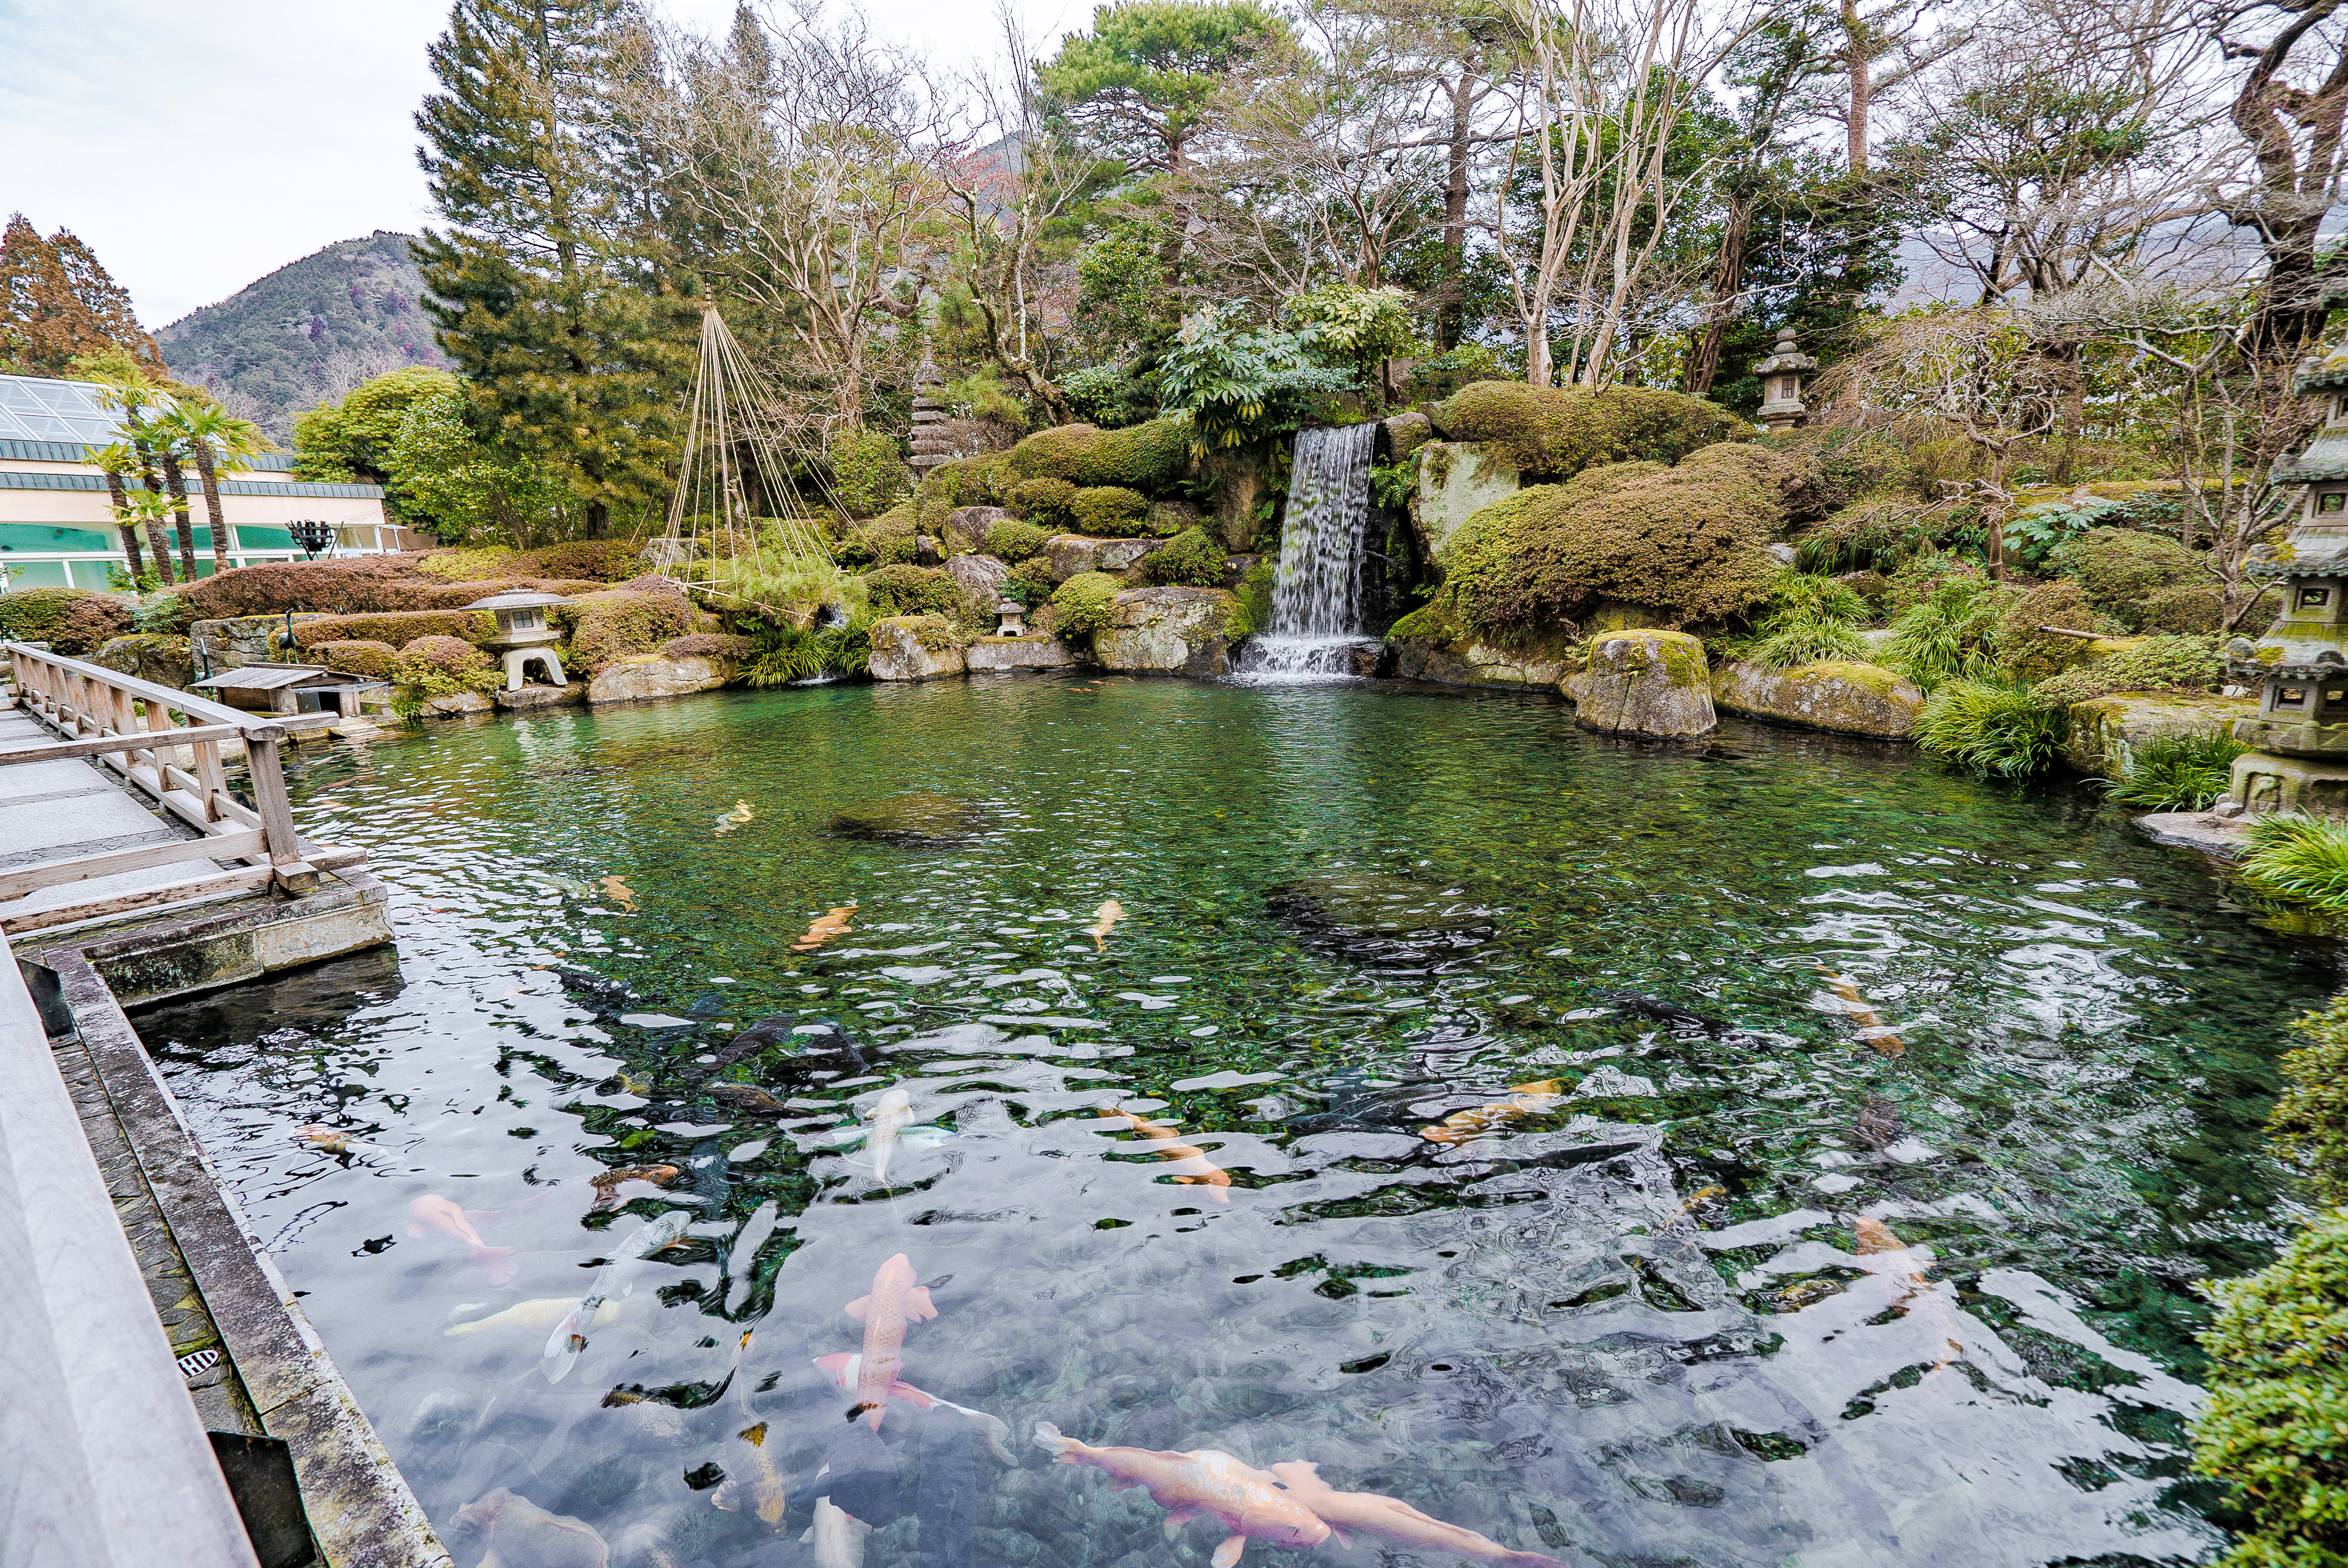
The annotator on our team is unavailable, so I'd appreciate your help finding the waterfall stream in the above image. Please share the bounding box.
[1237,422,1380,679]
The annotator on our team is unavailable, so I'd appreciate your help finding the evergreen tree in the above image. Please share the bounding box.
[0,214,167,379]
[413,0,688,539]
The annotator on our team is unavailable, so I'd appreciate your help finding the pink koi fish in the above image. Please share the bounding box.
[811,1354,1016,1461]
[406,1194,516,1283]
[1265,1463,1565,1568]
[842,1254,936,1430]
[1033,1423,1329,1567]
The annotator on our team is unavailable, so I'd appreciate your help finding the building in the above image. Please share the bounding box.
[0,373,430,591]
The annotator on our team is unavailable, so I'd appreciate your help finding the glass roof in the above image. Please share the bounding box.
[0,375,152,445]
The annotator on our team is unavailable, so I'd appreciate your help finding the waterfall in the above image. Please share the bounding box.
[1238,422,1380,679]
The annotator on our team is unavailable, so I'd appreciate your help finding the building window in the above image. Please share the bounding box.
[2322,492,2347,514]
[2302,587,2332,609]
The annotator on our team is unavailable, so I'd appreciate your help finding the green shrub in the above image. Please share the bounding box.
[388,633,502,717]
[0,587,133,653]
[307,639,401,681]
[2030,634,2226,708]
[2273,997,2348,1206]
[1885,574,2011,690]
[984,519,1049,563]
[1061,364,1160,429]
[1769,426,1924,525]
[1438,442,1784,634]
[920,457,1015,512]
[1005,415,1193,491]
[838,508,918,568]
[745,621,868,684]
[2241,815,2348,914]
[2191,1207,2348,1567]
[557,589,694,674]
[2095,731,2247,811]
[1051,571,1123,639]
[1010,477,1079,528]
[1433,381,1741,479]
[1003,556,1057,609]
[828,427,908,518]
[1996,580,2124,681]
[1147,501,1198,537]
[508,540,646,582]
[1069,486,1150,537]
[2052,527,2211,627]
[2141,582,2227,635]
[863,564,968,622]
[1140,527,1226,587]
[1744,572,1871,670]
[1879,550,1984,618]
[1916,680,2068,776]
[1794,498,1950,575]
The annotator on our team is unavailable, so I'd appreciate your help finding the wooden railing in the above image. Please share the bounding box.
[1,642,367,935]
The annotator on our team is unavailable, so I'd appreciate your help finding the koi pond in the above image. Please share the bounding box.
[143,676,2334,1568]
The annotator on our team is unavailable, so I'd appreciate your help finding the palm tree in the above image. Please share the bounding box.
[85,441,148,582]
[159,403,272,574]
[115,488,179,593]
[88,375,176,586]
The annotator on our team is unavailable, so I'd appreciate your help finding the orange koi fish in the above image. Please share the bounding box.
[794,905,855,952]
[589,1163,680,1213]
[1033,1425,1329,1567]
[1814,962,1905,1056]
[844,1254,937,1431]
[1098,1105,1232,1201]
[406,1194,516,1282]
[1854,1216,1960,1369]
[600,875,637,910]
[1419,1081,1564,1145]
[1266,1463,1566,1568]
[1088,899,1125,951]
[811,1354,1018,1462]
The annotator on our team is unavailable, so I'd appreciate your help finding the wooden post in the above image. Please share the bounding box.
[240,727,317,894]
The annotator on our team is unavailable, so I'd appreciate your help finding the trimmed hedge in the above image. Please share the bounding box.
[1051,571,1124,638]
[864,564,969,622]
[1434,381,1742,479]
[2028,634,2225,708]
[1010,478,1079,529]
[307,639,401,680]
[0,587,134,654]
[839,508,919,568]
[985,519,1051,563]
[291,610,493,650]
[659,633,756,663]
[1005,415,1193,492]
[175,555,434,620]
[558,588,694,674]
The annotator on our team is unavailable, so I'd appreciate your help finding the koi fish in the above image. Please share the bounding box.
[589,1164,680,1213]
[1032,1424,1330,1567]
[1856,1092,1903,1151]
[406,1194,516,1282]
[717,800,755,834]
[1418,1081,1563,1145]
[844,1252,937,1430]
[862,1087,915,1185]
[297,1124,395,1158]
[1264,1463,1564,1568]
[452,1488,609,1568]
[708,1082,789,1114]
[614,1069,653,1097]
[600,875,637,911]
[811,1353,1017,1463]
[1088,899,1125,951]
[712,1420,790,1530]
[444,1296,624,1339]
[1097,1105,1232,1201]
[802,1493,870,1568]
[1814,962,1904,1056]
[1853,1216,1961,1369]
[794,905,856,952]
[543,1209,694,1383]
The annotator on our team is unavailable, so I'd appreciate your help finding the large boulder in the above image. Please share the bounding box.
[1711,661,1924,738]
[1410,442,1520,563]
[2063,690,2253,775]
[966,634,1082,672]
[1094,587,1240,675]
[1042,534,1157,582]
[91,634,193,690]
[1564,630,1715,737]
[1383,599,1577,689]
[943,506,1012,554]
[586,651,730,703]
[867,615,967,682]
[945,553,1012,613]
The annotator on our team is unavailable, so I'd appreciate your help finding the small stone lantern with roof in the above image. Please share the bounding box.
[2220,343,2348,817]
[466,589,571,691]
[1752,329,1818,434]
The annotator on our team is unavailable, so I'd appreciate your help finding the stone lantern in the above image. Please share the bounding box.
[2220,345,2348,817]
[1752,328,1818,433]
[466,589,570,690]
[995,598,1028,637]
[909,350,954,479]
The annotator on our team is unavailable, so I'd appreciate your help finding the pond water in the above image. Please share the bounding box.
[142,677,2336,1568]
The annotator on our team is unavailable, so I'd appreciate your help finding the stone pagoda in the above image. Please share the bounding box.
[908,350,954,479]
[2221,344,2348,817]
[1752,328,1817,433]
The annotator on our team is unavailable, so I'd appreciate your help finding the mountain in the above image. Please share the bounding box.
[156,231,450,441]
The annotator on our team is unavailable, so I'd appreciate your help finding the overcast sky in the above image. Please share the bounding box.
[0,0,1075,329]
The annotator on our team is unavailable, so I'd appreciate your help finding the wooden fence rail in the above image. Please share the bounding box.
[1,642,367,935]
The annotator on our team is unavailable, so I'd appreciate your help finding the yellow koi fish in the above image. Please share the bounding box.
[1088,899,1125,951]
[793,905,856,952]
[1420,1081,1563,1145]
[1099,1105,1232,1201]
[1814,962,1905,1056]
[600,875,637,910]
[717,800,755,834]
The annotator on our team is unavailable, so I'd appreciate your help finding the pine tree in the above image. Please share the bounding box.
[0,214,167,379]
[413,0,688,540]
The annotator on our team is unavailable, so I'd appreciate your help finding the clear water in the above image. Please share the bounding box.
[1241,424,1381,680]
[143,679,2334,1568]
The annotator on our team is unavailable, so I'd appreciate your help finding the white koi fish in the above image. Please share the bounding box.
[542,1209,693,1383]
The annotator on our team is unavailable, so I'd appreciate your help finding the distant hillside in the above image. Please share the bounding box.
[156,231,450,441]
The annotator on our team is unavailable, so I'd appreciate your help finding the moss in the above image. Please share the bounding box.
[2140,582,2227,634]
[2030,634,2224,708]
[1051,571,1123,639]
[291,608,493,651]
[1069,486,1150,537]
[1230,558,1275,641]
[1800,661,1909,699]
[1386,596,1469,646]
[872,612,965,654]
[985,519,1051,563]
[920,456,1016,512]
[1009,478,1078,529]
[838,507,919,568]
[2052,527,2211,627]
[1005,415,1193,492]
[307,638,401,680]
[556,589,695,674]
[1438,442,1784,635]
[1139,526,1226,587]
[1146,502,1197,537]
[863,564,971,623]
[1996,580,2125,680]
[1432,381,1741,479]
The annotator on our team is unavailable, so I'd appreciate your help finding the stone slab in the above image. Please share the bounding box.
[966,635,1082,672]
[2135,811,2249,860]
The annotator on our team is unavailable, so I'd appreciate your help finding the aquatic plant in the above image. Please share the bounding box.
[1433,381,1738,479]
[2095,732,2247,812]
[2030,635,2226,709]
[2241,815,2348,913]
[1916,680,2068,776]
[1051,571,1124,638]
[1884,573,2009,690]
[1139,527,1226,587]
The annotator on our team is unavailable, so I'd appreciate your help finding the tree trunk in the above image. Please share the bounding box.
[1438,76,1476,352]
[1686,194,1755,399]
[136,467,176,587]
[103,469,145,581]
[587,499,610,540]
[2046,340,2084,486]
[194,445,232,571]
[1842,0,1870,178]
[162,453,198,579]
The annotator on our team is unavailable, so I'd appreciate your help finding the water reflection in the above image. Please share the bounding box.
[138,680,2336,1565]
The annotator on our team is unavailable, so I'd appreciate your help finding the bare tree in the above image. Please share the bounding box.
[2210,0,2348,364]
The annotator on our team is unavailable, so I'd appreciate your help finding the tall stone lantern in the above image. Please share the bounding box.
[466,589,571,690]
[1753,329,1818,434]
[909,351,953,480]
[2220,345,2348,818]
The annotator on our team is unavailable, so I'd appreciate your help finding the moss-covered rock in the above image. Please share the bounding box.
[1382,596,1578,688]
[558,587,696,674]
[1439,442,1784,636]
[90,633,193,689]
[1005,415,1192,491]
[1712,660,1924,738]
[840,507,919,567]
[866,615,967,680]
[1137,526,1225,587]
[982,517,1050,563]
[1564,630,1715,736]
[1432,381,1741,479]
[1069,486,1150,536]
[2061,690,2252,775]
[1050,571,1124,639]
[585,651,732,703]
[1094,586,1240,675]
[1410,441,1521,565]
[1009,477,1079,528]
[864,563,976,625]
[1382,411,1435,464]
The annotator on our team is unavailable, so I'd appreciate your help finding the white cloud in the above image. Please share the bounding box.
[0,0,1077,328]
